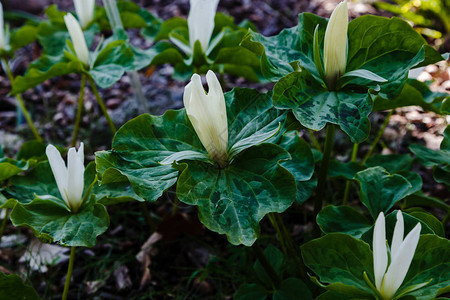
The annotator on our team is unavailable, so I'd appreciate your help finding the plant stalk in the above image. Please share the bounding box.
[252,243,281,289]
[62,247,76,300]
[307,129,321,150]
[87,75,117,134]
[0,209,11,242]
[313,124,336,237]
[268,213,288,255]
[342,143,359,206]
[274,213,308,282]
[70,74,87,147]
[362,110,394,164]
[2,59,42,142]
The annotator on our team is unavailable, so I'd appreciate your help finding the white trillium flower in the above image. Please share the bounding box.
[64,13,90,66]
[183,70,228,167]
[324,0,348,86]
[46,143,85,212]
[373,211,421,300]
[0,2,6,50]
[74,0,95,29]
[188,0,219,53]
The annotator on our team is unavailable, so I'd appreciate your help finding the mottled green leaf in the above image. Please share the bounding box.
[400,235,450,300]
[355,167,413,219]
[273,278,312,300]
[0,272,40,300]
[234,283,269,300]
[317,206,371,238]
[10,195,109,247]
[176,143,296,246]
[301,233,374,297]
[278,131,315,204]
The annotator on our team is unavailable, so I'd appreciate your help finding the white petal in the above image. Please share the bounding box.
[46,144,69,206]
[74,0,95,29]
[0,2,4,49]
[382,223,421,299]
[373,212,388,290]
[183,72,228,167]
[64,13,90,66]
[391,210,404,258]
[324,0,348,83]
[67,145,85,210]
[188,0,219,52]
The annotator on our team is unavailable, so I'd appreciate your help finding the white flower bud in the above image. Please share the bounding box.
[46,143,85,212]
[74,0,96,29]
[372,211,421,299]
[64,13,90,66]
[324,0,348,87]
[183,70,228,167]
[188,0,219,52]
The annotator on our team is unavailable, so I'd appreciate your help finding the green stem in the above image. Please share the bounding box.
[87,75,117,134]
[70,74,87,147]
[268,213,288,256]
[343,143,359,206]
[442,211,450,227]
[252,243,281,289]
[62,247,76,300]
[2,59,42,142]
[140,202,155,232]
[307,129,321,150]
[362,110,394,164]
[0,209,11,242]
[313,125,336,237]
[274,213,308,282]
[171,196,179,216]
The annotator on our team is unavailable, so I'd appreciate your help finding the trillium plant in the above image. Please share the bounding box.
[0,0,449,299]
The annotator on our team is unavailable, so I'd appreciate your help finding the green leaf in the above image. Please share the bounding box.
[346,16,443,97]
[11,56,81,94]
[89,39,135,88]
[355,167,413,219]
[301,233,374,297]
[10,25,38,51]
[403,192,450,214]
[10,195,109,247]
[16,140,47,161]
[254,244,284,287]
[234,283,269,300]
[278,131,315,204]
[347,16,443,71]
[176,143,296,246]
[0,158,31,182]
[365,154,414,173]
[316,291,357,300]
[328,161,364,179]
[7,162,63,205]
[337,69,387,89]
[241,13,328,82]
[317,206,372,238]
[409,144,450,167]
[84,162,143,206]
[0,272,40,300]
[273,278,312,300]
[374,79,448,113]
[408,211,445,238]
[400,235,450,300]
[273,70,373,143]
